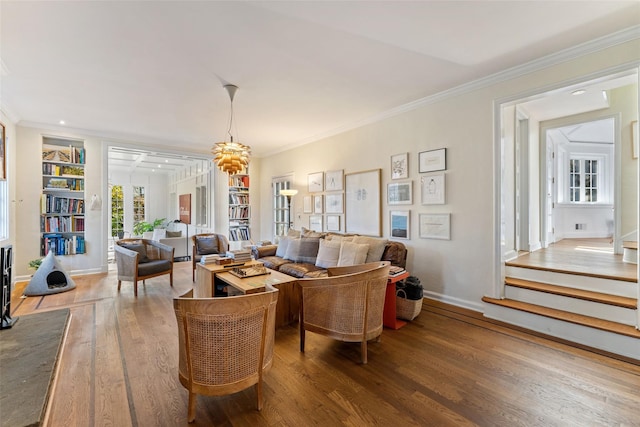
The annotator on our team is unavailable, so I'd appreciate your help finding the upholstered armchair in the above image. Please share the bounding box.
[114,238,174,297]
[173,287,279,422]
[191,233,229,281]
[298,261,391,364]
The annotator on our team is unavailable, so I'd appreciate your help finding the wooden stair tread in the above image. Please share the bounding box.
[623,241,638,250]
[505,277,637,309]
[483,297,640,339]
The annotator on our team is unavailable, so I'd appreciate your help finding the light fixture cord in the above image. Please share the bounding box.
[227,98,234,142]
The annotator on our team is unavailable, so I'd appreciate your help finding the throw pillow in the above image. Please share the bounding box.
[287,228,301,238]
[275,236,291,258]
[166,230,182,238]
[196,236,220,255]
[151,228,166,241]
[296,236,320,264]
[337,241,369,266]
[284,238,302,261]
[120,242,150,263]
[352,236,388,263]
[315,239,341,268]
[301,227,325,238]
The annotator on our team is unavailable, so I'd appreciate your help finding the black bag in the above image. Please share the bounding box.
[396,276,423,300]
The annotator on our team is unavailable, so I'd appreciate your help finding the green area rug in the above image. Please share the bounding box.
[0,309,70,427]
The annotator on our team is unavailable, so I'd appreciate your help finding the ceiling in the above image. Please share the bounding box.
[1,1,639,162]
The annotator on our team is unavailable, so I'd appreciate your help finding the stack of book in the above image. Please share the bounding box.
[200,254,220,265]
[226,249,252,263]
[389,266,407,277]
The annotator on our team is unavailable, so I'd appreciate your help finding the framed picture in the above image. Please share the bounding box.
[345,169,381,236]
[390,210,410,239]
[391,152,408,180]
[179,194,191,224]
[309,215,323,232]
[421,172,445,205]
[325,193,344,213]
[0,122,5,180]
[303,195,312,213]
[314,195,323,213]
[419,148,446,173]
[419,213,450,240]
[308,172,324,192]
[387,181,412,205]
[325,169,344,191]
[326,215,341,232]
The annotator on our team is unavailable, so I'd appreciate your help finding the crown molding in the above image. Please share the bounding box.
[263,25,640,157]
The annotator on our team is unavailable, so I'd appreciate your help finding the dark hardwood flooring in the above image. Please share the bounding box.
[508,238,637,282]
[10,262,640,426]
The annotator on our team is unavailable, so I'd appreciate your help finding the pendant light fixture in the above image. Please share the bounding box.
[212,84,251,175]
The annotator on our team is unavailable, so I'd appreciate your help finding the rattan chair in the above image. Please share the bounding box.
[114,238,174,297]
[298,261,391,364]
[191,233,229,281]
[173,287,279,423]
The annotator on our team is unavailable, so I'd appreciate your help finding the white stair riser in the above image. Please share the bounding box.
[483,303,640,360]
[622,248,638,264]
[505,286,636,326]
[505,266,636,298]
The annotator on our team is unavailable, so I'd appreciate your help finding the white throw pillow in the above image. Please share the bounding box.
[315,239,341,268]
[151,228,167,241]
[284,238,302,261]
[276,236,291,258]
[352,236,388,263]
[337,241,369,266]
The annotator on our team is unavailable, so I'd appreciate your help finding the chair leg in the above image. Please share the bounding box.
[299,328,306,353]
[134,281,138,297]
[117,280,122,292]
[170,270,174,287]
[361,341,368,364]
[255,380,263,411]
[187,391,197,423]
[192,266,195,282]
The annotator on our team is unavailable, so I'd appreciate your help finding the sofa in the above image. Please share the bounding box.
[251,230,407,279]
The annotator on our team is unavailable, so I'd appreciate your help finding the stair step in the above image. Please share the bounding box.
[505,277,637,309]
[482,297,640,339]
[623,241,638,250]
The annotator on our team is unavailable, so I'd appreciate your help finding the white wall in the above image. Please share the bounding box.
[256,39,640,311]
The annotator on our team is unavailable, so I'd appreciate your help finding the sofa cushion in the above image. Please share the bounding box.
[276,236,292,258]
[352,236,388,263]
[382,241,408,268]
[279,262,324,279]
[301,227,326,238]
[166,230,182,238]
[258,256,291,271]
[315,239,341,268]
[287,228,301,238]
[337,241,369,266]
[151,228,167,241]
[138,259,171,276]
[284,238,301,261]
[120,242,150,263]
[296,236,320,264]
[195,236,220,255]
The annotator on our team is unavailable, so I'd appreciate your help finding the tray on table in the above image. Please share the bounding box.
[228,265,271,278]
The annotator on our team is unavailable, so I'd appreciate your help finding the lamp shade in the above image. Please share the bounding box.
[212,141,251,175]
[280,189,298,197]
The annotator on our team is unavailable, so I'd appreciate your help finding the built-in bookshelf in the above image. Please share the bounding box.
[228,173,250,242]
[41,137,86,256]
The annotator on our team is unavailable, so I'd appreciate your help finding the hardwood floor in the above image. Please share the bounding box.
[10,262,640,426]
[508,238,637,282]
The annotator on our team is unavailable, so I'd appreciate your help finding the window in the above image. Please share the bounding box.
[272,175,293,239]
[133,186,145,222]
[569,158,599,203]
[111,185,124,237]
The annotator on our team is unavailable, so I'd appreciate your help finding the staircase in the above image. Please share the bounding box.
[483,263,639,360]
[622,241,638,264]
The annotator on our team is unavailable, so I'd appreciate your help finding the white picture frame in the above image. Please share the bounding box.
[421,172,445,205]
[391,152,409,180]
[387,181,412,205]
[303,195,312,214]
[308,171,324,192]
[325,169,344,191]
[419,213,450,240]
[309,215,323,232]
[390,210,410,239]
[314,195,323,214]
[419,148,446,173]
[326,214,341,231]
[325,193,344,213]
[345,169,381,236]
